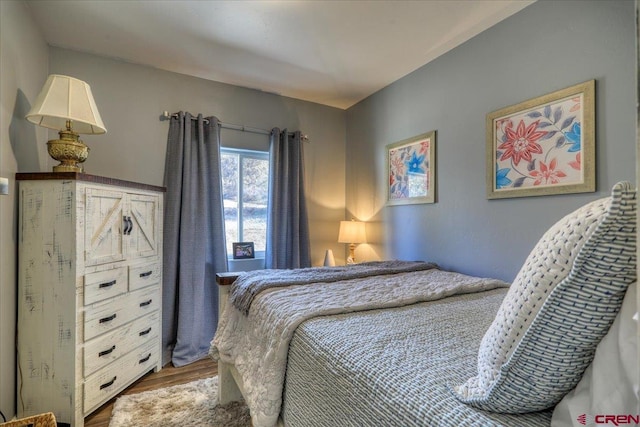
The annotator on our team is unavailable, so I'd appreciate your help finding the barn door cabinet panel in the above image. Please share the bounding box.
[16,173,165,427]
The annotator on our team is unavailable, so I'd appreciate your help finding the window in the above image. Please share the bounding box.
[221,148,269,257]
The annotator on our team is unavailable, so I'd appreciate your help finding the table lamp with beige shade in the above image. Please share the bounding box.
[338,219,367,264]
[26,74,106,172]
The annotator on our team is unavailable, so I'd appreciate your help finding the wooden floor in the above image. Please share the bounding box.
[84,357,218,427]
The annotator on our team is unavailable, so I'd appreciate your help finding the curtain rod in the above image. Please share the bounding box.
[160,111,309,141]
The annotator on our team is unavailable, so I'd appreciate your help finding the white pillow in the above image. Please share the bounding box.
[551,281,638,426]
[455,181,637,413]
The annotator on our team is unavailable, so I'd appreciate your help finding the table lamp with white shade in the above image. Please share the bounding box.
[26,74,106,172]
[338,219,367,264]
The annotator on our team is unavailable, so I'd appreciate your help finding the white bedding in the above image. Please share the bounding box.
[210,268,508,427]
[551,281,639,425]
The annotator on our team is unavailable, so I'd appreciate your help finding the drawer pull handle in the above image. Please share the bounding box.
[99,376,117,390]
[98,280,117,289]
[139,271,153,278]
[139,299,152,307]
[99,313,117,323]
[139,327,152,336]
[139,353,152,364]
[98,345,116,357]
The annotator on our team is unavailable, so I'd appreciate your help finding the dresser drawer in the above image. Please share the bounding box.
[129,262,161,291]
[130,285,161,318]
[83,311,159,377]
[84,267,128,305]
[84,286,160,340]
[83,339,159,415]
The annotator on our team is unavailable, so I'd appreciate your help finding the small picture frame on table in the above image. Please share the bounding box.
[232,242,255,259]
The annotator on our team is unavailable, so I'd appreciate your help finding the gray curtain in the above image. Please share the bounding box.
[265,129,311,268]
[162,112,228,367]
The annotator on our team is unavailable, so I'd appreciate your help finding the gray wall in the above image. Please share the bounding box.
[346,0,636,282]
[47,51,348,368]
[47,48,347,268]
[0,0,49,419]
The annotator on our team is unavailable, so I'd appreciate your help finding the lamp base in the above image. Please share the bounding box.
[51,163,85,173]
[347,243,357,264]
[47,129,89,173]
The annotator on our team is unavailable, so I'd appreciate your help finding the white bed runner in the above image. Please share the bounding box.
[210,268,508,427]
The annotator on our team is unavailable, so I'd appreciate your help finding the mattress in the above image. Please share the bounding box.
[282,288,553,426]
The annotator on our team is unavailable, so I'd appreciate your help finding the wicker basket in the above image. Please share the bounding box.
[0,412,56,427]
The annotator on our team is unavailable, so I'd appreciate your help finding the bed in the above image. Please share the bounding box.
[210,182,637,427]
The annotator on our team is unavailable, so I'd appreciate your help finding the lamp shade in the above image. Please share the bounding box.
[26,74,106,134]
[338,220,366,244]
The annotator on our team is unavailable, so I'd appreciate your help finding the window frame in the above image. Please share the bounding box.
[221,147,269,258]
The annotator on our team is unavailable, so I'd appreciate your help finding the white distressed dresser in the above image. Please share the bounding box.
[16,173,164,426]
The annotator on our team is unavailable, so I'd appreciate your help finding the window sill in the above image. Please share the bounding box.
[228,257,265,272]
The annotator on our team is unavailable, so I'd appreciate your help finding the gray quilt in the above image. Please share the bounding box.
[212,269,508,427]
[230,260,438,314]
[282,288,553,427]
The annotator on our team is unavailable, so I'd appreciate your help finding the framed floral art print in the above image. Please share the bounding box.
[486,80,595,199]
[386,130,436,206]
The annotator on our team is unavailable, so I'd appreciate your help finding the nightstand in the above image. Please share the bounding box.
[216,272,243,315]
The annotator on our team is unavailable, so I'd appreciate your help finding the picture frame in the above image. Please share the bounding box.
[386,130,436,206]
[232,242,255,259]
[486,80,595,199]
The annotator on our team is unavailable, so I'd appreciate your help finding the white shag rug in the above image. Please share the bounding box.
[109,376,251,427]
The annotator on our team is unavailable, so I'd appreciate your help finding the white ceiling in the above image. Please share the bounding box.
[25,0,534,109]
